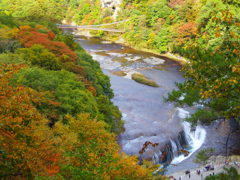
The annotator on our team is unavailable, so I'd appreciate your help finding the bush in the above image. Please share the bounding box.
[186,109,218,126]
[194,148,215,164]
[0,53,25,64]
[97,95,123,133]
[0,40,21,53]
[54,32,83,51]
[165,89,182,102]
[154,26,170,53]
[17,45,61,70]
[0,12,18,27]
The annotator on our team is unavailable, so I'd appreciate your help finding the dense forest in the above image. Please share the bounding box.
[0,2,164,179]
[0,0,239,179]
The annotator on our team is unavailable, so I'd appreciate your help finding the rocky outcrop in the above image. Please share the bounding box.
[101,0,122,20]
[101,0,122,8]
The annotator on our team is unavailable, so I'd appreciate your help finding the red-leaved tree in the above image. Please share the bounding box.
[16,26,77,62]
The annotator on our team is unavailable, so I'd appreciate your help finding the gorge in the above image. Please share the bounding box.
[75,35,207,172]
[0,0,239,179]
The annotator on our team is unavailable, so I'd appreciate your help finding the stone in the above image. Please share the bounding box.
[101,0,122,8]
[101,0,122,20]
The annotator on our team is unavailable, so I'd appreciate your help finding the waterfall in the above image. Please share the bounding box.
[170,139,178,157]
[153,151,162,164]
[152,108,207,165]
[152,131,188,164]
[171,108,207,164]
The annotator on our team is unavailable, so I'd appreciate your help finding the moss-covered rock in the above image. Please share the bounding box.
[131,73,159,87]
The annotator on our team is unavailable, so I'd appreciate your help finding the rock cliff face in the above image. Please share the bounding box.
[101,0,122,8]
[101,0,122,21]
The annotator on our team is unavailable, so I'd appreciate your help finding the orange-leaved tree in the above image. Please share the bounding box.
[0,64,63,178]
[16,25,78,62]
[56,114,163,180]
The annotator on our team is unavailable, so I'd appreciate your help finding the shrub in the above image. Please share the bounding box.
[54,32,83,51]
[194,148,215,164]
[97,95,123,133]
[0,53,25,64]
[17,45,61,70]
[0,40,21,53]
[165,89,182,102]
[0,12,18,27]
[154,26,170,53]
[186,109,218,126]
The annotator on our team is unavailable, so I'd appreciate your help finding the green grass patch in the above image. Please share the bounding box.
[132,73,159,87]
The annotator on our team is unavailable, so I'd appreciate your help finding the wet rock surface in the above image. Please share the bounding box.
[167,119,240,174]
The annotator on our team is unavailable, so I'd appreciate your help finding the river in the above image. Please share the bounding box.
[75,36,207,173]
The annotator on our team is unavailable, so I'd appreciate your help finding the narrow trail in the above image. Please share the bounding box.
[169,162,240,180]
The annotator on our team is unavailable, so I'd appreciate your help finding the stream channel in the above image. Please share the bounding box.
[76,36,207,174]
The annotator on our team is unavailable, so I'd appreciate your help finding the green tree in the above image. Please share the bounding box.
[168,1,240,124]
[194,148,215,164]
[0,0,65,22]
[17,45,61,70]
[14,67,99,118]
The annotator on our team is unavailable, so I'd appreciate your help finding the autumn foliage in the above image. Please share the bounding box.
[0,65,159,179]
[56,114,153,180]
[168,0,186,8]
[0,65,62,178]
[16,26,77,62]
[0,10,166,178]
[176,22,198,44]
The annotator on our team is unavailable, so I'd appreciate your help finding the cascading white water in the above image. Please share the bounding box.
[152,108,206,165]
[153,151,162,164]
[171,108,207,164]
[170,139,178,157]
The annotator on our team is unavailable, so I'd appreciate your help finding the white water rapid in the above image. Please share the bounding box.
[171,108,207,164]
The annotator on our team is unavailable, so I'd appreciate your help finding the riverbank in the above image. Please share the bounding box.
[113,36,189,65]
[73,30,189,65]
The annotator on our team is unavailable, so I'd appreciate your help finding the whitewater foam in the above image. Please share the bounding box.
[171,108,207,164]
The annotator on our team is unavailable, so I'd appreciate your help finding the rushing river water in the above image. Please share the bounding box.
[76,36,207,172]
